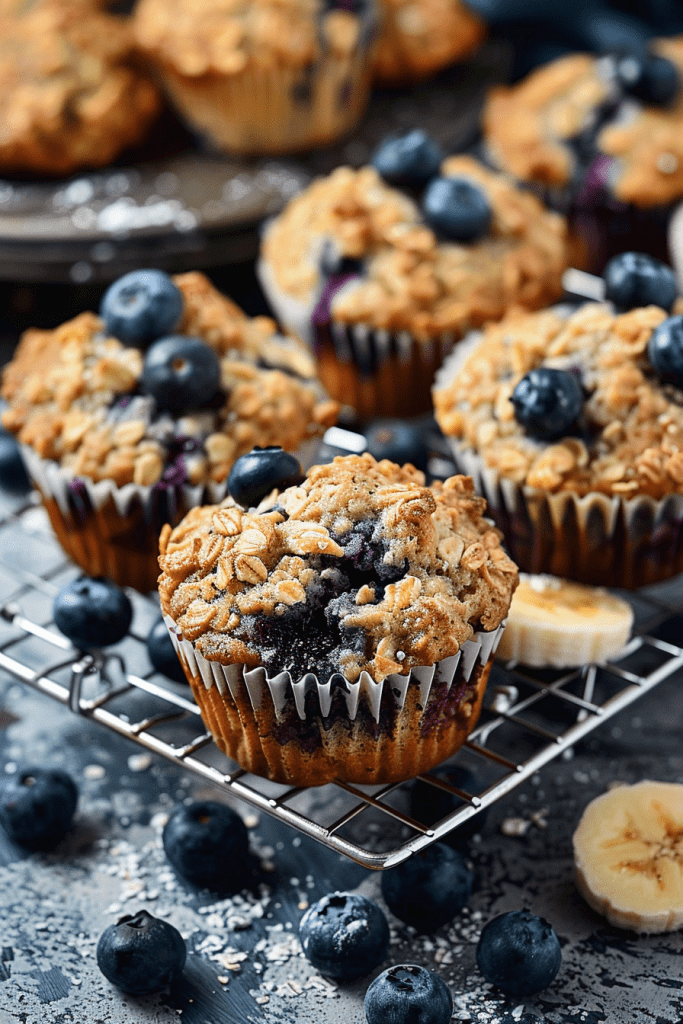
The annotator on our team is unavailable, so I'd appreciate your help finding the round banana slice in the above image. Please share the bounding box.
[495,574,633,668]
[573,781,683,933]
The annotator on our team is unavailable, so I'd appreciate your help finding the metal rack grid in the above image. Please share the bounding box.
[0,497,682,870]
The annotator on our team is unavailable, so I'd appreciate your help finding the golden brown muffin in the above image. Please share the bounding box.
[0,0,160,176]
[134,0,377,155]
[2,271,338,591]
[372,0,485,85]
[159,454,517,785]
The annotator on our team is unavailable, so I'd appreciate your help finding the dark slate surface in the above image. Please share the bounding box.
[0,493,681,1024]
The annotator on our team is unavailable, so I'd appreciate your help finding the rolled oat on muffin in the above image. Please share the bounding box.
[1,270,338,593]
[159,452,517,786]
[372,0,485,85]
[259,149,569,419]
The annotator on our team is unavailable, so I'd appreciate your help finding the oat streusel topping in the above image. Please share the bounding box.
[1,272,337,489]
[0,0,160,175]
[485,41,683,207]
[158,454,518,682]
[135,0,364,77]
[262,156,568,341]
[372,0,485,84]
[433,302,683,500]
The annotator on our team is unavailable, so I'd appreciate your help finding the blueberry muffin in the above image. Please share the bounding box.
[433,252,683,588]
[259,138,569,419]
[0,0,160,176]
[373,0,485,85]
[134,0,377,156]
[159,452,517,786]
[484,42,683,269]
[1,270,338,592]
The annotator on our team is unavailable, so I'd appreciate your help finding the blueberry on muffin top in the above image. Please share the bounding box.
[158,453,518,683]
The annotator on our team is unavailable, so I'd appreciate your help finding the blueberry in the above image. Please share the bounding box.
[365,420,428,472]
[648,314,683,388]
[616,51,680,107]
[364,965,453,1024]
[422,176,492,243]
[381,843,473,931]
[0,430,30,493]
[100,270,183,347]
[147,617,187,684]
[604,252,678,312]
[140,336,221,415]
[298,892,389,981]
[97,910,186,995]
[0,768,78,848]
[53,576,132,649]
[162,800,249,891]
[371,131,443,188]
[227,446,304,509]
[410,763,488,848]
[511,367,583,440]
[476,909,561,996]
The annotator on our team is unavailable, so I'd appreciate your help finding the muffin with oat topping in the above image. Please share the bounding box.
[0,0,160,176]
[258,149,569,419]
[484,43,683,271]
[159,453,517,786]
[433,260,683,587]
[1,270,338,593]
[372,0,485,85]
[134,0,377,156]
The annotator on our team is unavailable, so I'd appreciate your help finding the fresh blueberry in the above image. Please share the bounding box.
[648,314,683,388]
[511,367,583,440]
[604,252,678,312]
[227,446,304,509]
[365,420,428,472]
[371,130,443,188]
[0,430,30,493]
[422,177,492,243]
[476,909,562,996]
[579,7,650,56]
[53,576,133,649]
[616,51,680,107]
[299,892,389,981]
[162,800,249,891]
[364,965,453,1024]
[140,336,221,415]
[96,910,186,995]
[0,768,78,849]
[381,843,473,931]
[100,269,183,347]
[147,618,187,684]
[410,763,488,847]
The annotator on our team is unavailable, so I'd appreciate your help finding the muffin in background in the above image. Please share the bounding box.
[433,253,683,588]
[134,0,377,156]
[1,270,337,593]
[484,42,683,270]
[159,453,517,787]
[372,0,485,85]
[259,144,569,420]
[0,0,160,176]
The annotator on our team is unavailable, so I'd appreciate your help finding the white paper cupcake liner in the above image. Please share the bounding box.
[165,613,504,724]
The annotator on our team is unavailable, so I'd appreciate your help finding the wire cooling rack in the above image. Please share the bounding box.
[0,491,682,869]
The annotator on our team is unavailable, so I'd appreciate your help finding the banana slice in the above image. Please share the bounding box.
[573,781,683,933]
[495,574,633,668]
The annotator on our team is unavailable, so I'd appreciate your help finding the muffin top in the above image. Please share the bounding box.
[433,299,683,500]
[158,453,518,682]
[2,271,337,490]
[0,0,160,175]
[372,0,485,85]
[484,41,683,208]
[261,154,568,341]
[135,0,372,77]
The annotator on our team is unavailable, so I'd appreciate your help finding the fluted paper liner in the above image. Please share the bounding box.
[20,436,321,593]
[258,255,455,418]
[164,614,505,786]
